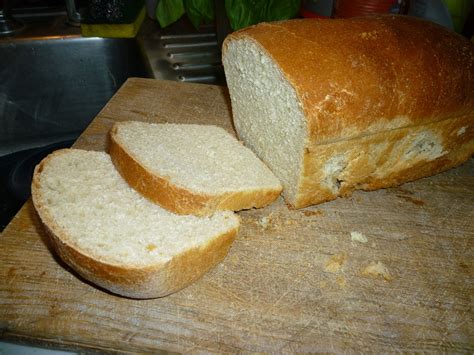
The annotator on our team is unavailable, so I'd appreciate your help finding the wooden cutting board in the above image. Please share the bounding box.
[1,78,473,353]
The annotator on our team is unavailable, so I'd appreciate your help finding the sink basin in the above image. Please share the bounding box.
[0,17,152,231]
[0,34,151,156]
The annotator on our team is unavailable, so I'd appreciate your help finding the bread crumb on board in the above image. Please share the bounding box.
[397,195,425,206]
[361,261,392,281]
[256,212,298,230]
[324,253,347,273]
[336,275,346,289]
[350,231,368,243]
[229,254,240,265]
[302,209,324,217]
[258,215,272,229]
[284,219,299,226]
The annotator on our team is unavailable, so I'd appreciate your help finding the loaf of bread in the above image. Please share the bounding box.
[31,149,240,298]
[109,121,282,215]
[222,15,474,208]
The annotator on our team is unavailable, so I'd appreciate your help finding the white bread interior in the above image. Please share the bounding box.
[223,38,307,203]
[31,149,240,298]
[109,121,282,215]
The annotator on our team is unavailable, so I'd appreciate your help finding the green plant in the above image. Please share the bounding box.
[156,0,301,30]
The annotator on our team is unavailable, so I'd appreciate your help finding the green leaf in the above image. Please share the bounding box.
[156,0,185,28]
[224,0,301,31]
[264,0,300,22]
[184,0,215,29]
[224,0,261,30]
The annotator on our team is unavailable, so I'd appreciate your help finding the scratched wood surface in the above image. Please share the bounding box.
[1,78,473,353]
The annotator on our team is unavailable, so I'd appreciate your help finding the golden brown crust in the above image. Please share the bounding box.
[109,122,282,216]
[31,149,239,299]
[224,15,474,144]
[41,220,237,299]
[293,113,473,208]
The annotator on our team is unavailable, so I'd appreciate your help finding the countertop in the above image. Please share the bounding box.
[0,78,473,353]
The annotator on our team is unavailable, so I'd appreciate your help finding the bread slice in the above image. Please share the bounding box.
[109,121,282,216]
[222,15,474,208]
[31,149,240,299]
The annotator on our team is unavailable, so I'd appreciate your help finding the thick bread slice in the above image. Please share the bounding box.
[222,15,474,208]
[109,121,282,216]
[31,149,240,299]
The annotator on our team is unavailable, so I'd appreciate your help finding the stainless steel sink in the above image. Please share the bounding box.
[138,19,224,84]
[0,33,151,156]
[0,12,152,231]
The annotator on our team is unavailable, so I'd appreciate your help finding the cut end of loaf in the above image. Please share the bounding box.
[223,38,307,206]
[31,149,240,298]
[110,121,283,215]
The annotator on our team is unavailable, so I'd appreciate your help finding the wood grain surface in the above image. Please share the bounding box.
[1,78,473,353]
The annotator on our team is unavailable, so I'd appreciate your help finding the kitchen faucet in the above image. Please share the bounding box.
[0,0,82,34]
[0,0,24,36]
[64,0,81,25]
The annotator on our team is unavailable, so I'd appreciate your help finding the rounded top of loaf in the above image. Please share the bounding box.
[223,15,474,143]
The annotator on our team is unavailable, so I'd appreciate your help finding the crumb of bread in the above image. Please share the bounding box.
[34,150,240,267]
[258,215,271,229]
[258,212,277,230]
[223,39,306,204]
[324,253,346,273]
[114,122,282,194]
[302,210,324,217]
[350,231,368,243]
[361,261,392,281]
[229,254,240,265]
[284,219,298,226]
[336,275,346,288]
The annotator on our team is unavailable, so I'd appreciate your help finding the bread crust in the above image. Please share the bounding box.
[295,114,473,208]
[109,123,282,216]
[31,149,239,299]
[223,15,474,207]
[41,221,237,298]
[224,15,474,144]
